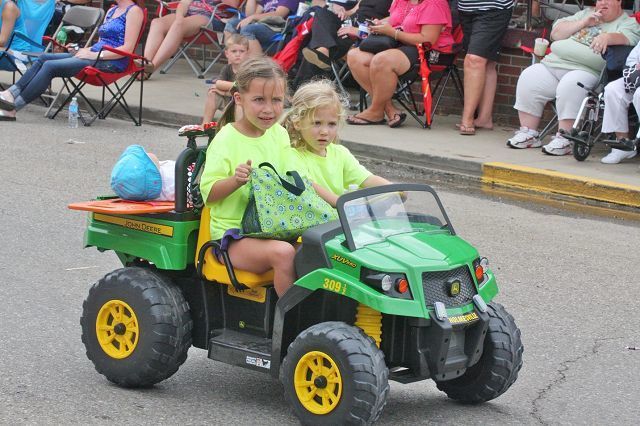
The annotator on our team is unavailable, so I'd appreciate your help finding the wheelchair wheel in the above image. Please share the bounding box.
[572,120,595,162]
[573,139,592,161]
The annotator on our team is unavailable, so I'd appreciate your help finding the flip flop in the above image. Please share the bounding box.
[0,110,16,121]
[458,124,476,136]
[302,47,331,70]
[136,71,152,81]
[455,123,493,131]
[0,93,15,111]
[346,114,386,125]
[388,112,407,128]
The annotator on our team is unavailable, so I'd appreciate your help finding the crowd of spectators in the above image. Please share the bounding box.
[2,0,640,165]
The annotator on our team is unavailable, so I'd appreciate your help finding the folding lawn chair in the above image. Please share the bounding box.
[46,7,149,126]
[44,5,105,52]
[39,5,104,110]
[264,14,301,56]
[360,25,464,129]
[157,0,244,78]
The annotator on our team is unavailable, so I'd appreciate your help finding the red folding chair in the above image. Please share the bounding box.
[47,7,149,126]
[157,0,244,78]
[389,25,465,129]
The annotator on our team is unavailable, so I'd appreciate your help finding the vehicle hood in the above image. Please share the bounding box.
[353,232,478,270]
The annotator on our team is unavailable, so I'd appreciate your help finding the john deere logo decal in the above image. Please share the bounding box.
[448,279,461,297]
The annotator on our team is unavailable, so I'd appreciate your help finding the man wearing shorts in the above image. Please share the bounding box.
[457,0,513,135]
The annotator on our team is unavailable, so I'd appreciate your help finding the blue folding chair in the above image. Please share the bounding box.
[0,0,54,84]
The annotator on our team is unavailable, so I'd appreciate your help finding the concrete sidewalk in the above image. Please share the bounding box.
[4,60,639,208]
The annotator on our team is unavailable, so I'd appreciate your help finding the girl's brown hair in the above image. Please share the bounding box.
[218,57,287,130]
[282,79,347,149]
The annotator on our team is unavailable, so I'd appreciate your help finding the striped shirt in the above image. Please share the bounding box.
[457,0,514,12]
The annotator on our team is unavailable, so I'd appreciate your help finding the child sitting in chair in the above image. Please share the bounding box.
[201,34,249,125]
[111,145,175,201]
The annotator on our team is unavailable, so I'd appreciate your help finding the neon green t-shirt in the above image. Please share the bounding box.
[199,123,293,240]
[292,144,372,196]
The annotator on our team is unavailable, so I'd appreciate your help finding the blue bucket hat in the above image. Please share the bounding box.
[110,145,162,200]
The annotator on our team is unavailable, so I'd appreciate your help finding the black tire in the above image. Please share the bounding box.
[281,322,389,425]
[436,303,523,404]
[80,267,192,387]
[573,136,592,161]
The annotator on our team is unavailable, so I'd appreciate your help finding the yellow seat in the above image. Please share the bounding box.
[195,207,274,288]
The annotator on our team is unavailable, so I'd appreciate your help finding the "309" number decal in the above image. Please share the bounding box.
[323,278,347,295]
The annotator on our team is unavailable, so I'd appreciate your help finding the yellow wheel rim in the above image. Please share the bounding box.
[95,299,139,359]
[294,351,343,415]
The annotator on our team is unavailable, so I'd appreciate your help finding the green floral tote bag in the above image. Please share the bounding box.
[241,162,338,240]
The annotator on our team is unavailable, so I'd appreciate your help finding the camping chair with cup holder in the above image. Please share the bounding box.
[157,0,245,78]
[45,7,149,126]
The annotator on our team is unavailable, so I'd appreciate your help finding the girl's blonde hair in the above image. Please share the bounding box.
[218,57,287,130]
[283,79,348,149]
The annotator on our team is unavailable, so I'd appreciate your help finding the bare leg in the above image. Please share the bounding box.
[347,48,374,93]
[367,50,410,121]
[461,53,488,129]
[149,15,210,69]
[558,119,573,133]
[316,46,329,56]
[202,88,218,125]
[143,14,176,63]
[615,132,630,139]
[474,60,497,129]
[518,111,541,131]
[227,238,297,296]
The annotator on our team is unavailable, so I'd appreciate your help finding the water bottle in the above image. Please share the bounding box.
[56,28,67,46]
[68,97,79,128]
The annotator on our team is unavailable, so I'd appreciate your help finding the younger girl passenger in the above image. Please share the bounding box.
[283,79,391,206]
[199,57,296,297]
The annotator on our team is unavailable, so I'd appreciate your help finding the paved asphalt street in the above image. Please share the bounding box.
[1,107,639,425]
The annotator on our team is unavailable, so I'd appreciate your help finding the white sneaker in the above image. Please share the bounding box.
[601,148,637,164]
[542,134,572,156]
[507,127,541,149]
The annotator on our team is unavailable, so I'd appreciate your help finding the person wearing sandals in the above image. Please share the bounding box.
[141,0,242,79]
[0,0,144,121]
[457,0,513,136]
[345,0,453,128]
[507,0,640,155]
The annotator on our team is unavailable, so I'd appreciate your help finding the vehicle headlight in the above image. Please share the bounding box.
[472,257,489,286]
[361,268,412,299]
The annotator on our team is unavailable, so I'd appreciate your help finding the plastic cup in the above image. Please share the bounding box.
[534,38,549,57]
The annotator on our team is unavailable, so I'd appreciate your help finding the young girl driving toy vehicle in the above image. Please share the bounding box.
[198,57,297,297]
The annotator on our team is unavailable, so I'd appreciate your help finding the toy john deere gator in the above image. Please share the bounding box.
[72,127,523,425]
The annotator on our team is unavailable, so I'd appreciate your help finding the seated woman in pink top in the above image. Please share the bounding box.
[346,0,453,128]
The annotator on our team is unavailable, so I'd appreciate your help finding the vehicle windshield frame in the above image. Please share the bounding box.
[335,183,455,252]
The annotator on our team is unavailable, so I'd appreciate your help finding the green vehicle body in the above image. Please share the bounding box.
[81,176,502,382]
[77,135,523,424]
[296,232,498,319]
[83,209,498,319]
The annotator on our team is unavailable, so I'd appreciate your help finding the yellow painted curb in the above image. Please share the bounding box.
[482,162,640,208]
